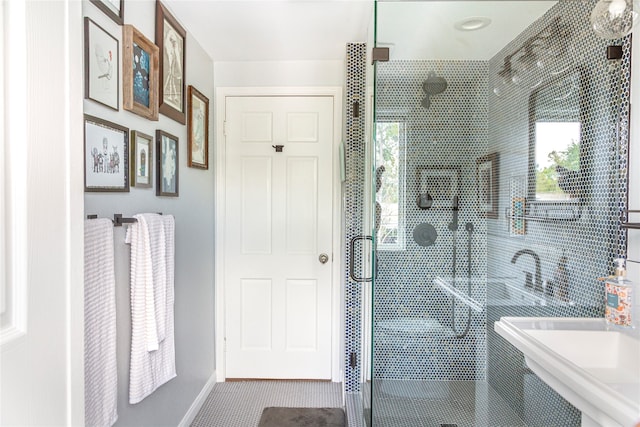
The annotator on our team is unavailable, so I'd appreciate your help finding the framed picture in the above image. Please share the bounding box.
[84,115,129,192]
[123,25,159,121]
[156,130,179,197]
[187,85,209,169]
[130,131,153,188]
[415,167,459,210]
[476,152,500,218]
[84,17,119,110]
[156,1,186,124]
[89,0,124,25]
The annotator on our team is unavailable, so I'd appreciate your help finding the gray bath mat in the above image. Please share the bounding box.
[258,407,345,427]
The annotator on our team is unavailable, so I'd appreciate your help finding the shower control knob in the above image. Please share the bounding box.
[319,253,329,264]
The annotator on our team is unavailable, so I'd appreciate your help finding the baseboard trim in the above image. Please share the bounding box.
[178,372,217,427]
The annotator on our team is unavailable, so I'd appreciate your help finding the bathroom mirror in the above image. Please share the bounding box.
[528,68,585,206]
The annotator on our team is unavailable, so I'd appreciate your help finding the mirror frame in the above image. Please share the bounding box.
[527,67,587,217]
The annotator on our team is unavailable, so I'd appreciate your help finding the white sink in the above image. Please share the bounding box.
[495,317,640,427]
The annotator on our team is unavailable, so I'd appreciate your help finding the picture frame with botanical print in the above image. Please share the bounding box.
[187,85,209,169]
[89,0,124,25]
[156,130,179,197]
[476,152,500,218]
[156,1,186,124]
[122,24,159,121]
[84,115,129,192]
[84,17,119,111]
[130,131,153,188]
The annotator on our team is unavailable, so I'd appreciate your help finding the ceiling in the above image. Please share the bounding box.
[164,0,556,62]
[164,0,374,62]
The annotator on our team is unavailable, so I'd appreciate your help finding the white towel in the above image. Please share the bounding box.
[126,213,176,404]
[84,218,118,427]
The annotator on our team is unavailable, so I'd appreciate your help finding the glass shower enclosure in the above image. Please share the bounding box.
[365,0,630,425]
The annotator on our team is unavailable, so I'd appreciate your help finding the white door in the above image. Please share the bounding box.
[224,96,334,379]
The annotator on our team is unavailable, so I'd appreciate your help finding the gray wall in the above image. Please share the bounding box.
[83,1,215,425]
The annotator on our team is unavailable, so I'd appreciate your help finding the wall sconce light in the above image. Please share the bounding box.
[493,17,568,97]
[493,59,514,97]
[591,0,639,40]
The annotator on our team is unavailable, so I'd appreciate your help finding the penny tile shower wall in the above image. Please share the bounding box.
[345,43,367,393]
[352,0,630,422]
[373,61,489,381]
[486,1,629,424]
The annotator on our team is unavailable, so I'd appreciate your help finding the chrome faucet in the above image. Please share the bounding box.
[511,249,542,291]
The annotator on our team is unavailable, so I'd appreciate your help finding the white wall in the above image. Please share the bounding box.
[1,0,84,425]
[83,1,215,425]
[214,60,345,88]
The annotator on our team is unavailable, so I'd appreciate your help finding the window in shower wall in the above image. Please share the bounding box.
[375,121,406,251]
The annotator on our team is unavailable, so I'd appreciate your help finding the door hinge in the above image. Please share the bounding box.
[372,47,390,65]
[223,121,227,136]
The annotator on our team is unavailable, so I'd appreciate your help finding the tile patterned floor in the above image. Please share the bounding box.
[191,381,343,427]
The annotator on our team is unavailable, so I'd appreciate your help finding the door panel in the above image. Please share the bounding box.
[240,157,272,254]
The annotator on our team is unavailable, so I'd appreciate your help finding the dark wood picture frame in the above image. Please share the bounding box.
[89,0,124,25]
[187,85,209,169]
[156,130,179,197]
[84,114,129,192]
[156,0,186,124]
[84,17,119,111]
[123,24,159,121]
[476,152,500,218]
[130,130,153,188]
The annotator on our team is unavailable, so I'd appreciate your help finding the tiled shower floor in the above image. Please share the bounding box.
[355,380,526,427]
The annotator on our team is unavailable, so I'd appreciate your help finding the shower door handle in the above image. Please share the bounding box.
[349,235,373,282]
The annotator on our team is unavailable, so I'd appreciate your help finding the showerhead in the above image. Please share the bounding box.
[422,71,448,95]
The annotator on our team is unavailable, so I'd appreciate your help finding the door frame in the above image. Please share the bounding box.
[214,86,344,382]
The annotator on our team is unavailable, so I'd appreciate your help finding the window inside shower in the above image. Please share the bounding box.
[375,121,406,251]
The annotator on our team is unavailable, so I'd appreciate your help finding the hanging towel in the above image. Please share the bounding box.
[84,218,118,427]
[126,213,176,404]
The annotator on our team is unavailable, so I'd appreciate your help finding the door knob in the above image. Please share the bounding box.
[319,253,329,264]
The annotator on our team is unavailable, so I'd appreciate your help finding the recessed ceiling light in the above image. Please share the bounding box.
[454,17,492,32]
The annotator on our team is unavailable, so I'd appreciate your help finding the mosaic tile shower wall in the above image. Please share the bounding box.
[373,61,489,381]
[485,1,630,425]
[355,0,631,423]
[345,43,368,393]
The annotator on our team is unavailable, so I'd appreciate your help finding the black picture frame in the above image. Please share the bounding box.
[89,0,124,25]
[156,130,179,197]
[84,114,129,192]
[156,1,187,124]
[84,17,119,111]
[476,152,500,219]
[130,130,153,188]
[187,85,209,169]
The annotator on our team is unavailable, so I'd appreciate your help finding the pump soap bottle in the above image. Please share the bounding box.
[604,258,634,328]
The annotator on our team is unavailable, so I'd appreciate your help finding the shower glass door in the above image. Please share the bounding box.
[368,0,625,425]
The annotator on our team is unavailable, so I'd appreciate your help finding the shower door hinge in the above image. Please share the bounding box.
[349,352,357,368]
[372,47,389,65]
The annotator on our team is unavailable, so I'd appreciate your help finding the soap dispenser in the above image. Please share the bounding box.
[604,258,634,329]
